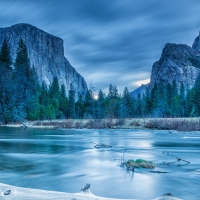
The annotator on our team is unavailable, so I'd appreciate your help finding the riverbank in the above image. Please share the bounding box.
[1,118,200,131]
[0,183,182,200]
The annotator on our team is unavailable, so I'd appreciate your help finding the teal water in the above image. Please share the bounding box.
[0,127,199,200]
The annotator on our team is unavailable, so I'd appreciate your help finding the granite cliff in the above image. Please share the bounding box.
[131,32,200,97]
[0,23,88,99]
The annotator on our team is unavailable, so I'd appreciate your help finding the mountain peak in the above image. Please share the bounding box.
[0,23,87,99]
[192,33,200,52]
[132,33,200,98]
[1,23,62,42]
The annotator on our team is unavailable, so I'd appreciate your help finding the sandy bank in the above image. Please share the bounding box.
[0,183,182,200]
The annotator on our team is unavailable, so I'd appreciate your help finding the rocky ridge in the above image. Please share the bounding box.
[131,32,200,97]
[0,23,88,99]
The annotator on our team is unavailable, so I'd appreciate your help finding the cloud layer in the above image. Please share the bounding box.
[1,0,200,93]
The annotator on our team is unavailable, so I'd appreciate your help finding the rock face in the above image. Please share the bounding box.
[0,23,88,99]
[131,32,200,97]
[149,43,200,90]
[192,32,200,52]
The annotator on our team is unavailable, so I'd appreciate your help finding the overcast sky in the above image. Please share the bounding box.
[0,0,200,93]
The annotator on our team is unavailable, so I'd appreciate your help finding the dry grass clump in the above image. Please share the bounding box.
[34,121,61,127]
[85,119,122,129]
[84,119,105,129]
[29,117,200,131]
[33,120,74,128]
[114,118,125,126]
[104,119,114,128]
[125,159,156,170]
[62,120,74,128]
[74,121,83,129]
[144,118,200,131]
[129,120,141,127]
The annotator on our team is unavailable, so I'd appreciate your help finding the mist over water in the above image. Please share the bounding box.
[0,127,199,200]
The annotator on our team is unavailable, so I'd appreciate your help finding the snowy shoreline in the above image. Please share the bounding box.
[0,182,182,200]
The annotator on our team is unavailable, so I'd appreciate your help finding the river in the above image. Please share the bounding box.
[0,127,199,200]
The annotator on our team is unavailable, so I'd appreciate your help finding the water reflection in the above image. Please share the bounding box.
[0,128,199,199]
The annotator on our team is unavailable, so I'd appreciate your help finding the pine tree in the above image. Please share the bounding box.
[48,77,62,118]
[59,84,68,118]
[157,81,168,117]
[108,84,114,98]
[14,38,29,70]
[107,84,120,118]
[136,93,142,116]
[166,83,172,116]
[14,37,39,121]
[97,89,105,119]
[68,83,75,119]
[185,88,197,117]
[121,87,133,118]
[75,94,84,119]
[0,39,14,123]
[49,77,60,99]
[0,39,12,70]
[151,83,159,116]
[144,90,152,116]
[170,80,180,117]
[84,89,93,118]
[39,82,48,106]
[180,82,185,116]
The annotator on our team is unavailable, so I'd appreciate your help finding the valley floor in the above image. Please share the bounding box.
[1,117,200,131]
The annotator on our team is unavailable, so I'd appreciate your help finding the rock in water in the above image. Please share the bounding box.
[0,23,88,99]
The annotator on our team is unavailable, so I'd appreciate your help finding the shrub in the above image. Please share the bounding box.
[144,118,200,131]
[114,118,125,126]
[63,120,74,128]
[74,121,83,129]
[130,120,140,127]
[125,159,156,169]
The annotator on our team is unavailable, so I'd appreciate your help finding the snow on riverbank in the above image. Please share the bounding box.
[0,183,182,200]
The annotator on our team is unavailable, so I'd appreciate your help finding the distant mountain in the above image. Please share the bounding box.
[130,83,149,98]
[0,23,88,99]
[131,32,200,97]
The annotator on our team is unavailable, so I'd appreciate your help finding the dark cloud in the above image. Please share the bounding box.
[0,0,200,93]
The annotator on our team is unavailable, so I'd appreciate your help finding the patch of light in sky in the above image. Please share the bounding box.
[94,95,98,100]
[133,78,150,86]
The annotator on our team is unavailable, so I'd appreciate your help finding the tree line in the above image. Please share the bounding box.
[0,38,200,123]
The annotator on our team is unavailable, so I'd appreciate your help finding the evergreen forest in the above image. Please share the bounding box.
[1,38,200,124]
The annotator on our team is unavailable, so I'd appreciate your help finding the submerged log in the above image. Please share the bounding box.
[163,157,190,165]
[90,142,112,148]
[163,152,190,165]
[150,171,169,173]
[94,144,112,148]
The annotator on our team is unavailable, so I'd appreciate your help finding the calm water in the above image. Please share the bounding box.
[0,127,199,200]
